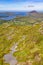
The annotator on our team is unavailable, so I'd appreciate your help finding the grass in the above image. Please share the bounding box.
[0,16,43,65]
[13,23,43,65]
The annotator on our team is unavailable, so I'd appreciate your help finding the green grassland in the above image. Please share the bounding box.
[0,16,43,65]
[0,15,43,25]
[12,16,43,25]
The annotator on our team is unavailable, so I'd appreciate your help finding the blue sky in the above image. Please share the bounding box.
[0,0,43,11]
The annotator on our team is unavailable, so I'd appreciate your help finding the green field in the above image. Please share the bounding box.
[0,15,43,65]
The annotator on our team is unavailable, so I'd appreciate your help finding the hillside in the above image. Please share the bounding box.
[0,21,43,65]
[0,12,43,65]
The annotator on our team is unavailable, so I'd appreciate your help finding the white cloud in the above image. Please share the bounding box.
[0,2,43,11]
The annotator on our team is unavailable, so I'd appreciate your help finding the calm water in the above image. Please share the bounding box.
[0,12,27,20]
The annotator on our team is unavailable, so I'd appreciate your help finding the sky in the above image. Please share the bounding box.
[0,0,43,11]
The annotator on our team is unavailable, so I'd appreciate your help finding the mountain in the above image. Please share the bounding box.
[29,10,38,14]
[27,10,39,16]
[28,10,43,18]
